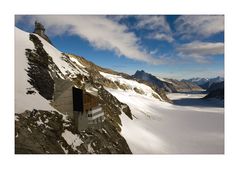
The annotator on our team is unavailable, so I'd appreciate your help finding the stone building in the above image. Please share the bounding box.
[51,78,105,131]
[33,21,52,44]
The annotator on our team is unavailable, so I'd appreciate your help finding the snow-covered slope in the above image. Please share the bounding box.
[100,71,163,100]
[15,27,132,154]
[106,88,224,154]
[157,76,173,84]
[15,28,55,113]
[33,32,89,79]
[15,27,91,114]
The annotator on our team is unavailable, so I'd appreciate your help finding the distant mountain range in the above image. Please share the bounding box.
[182,76,224,89]
[133,70,202,93]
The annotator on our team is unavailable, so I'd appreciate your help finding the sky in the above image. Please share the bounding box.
[15,15,224,80]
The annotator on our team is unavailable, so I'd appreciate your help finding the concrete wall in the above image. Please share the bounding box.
[52,86,74,118]
[75,111,88,131]
[51,79,74,118]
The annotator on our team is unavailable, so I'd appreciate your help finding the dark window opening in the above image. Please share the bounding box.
[72,87,83,112]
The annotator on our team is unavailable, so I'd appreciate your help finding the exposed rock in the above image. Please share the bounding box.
[98,87,133,131]
[15,109,131,154]
[25,34,54,100]
[204,81,224,100]
[133,87,145,95]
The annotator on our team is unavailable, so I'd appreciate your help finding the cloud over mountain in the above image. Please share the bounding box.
[16,15,164,65]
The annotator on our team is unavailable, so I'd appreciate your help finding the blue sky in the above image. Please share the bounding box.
[15,15,224,79]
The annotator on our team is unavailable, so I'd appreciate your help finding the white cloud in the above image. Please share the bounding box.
[136,16,171,32]
[177,41,224,63]
[147,33,174,43]
[136,15,174,43]
[150,49,158,55]
[175,15,224,39]
[16,15,164,65]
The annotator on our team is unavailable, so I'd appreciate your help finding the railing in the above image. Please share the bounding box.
[88,106,102,115]
[88,111,104,121]
[88,116,105,125]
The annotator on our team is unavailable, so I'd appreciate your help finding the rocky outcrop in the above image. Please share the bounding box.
[25,34,54,100]
[15,109,131,154]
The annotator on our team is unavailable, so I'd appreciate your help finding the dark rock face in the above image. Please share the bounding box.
[207,81,224,93]
[133,70,176,93]
[25,34,54,100]
[131,70,172,102]
[205,76,224,89]
[204,81,224,100]
[204,89,224,100]
[15,109,131,154]
[98,87,133,131]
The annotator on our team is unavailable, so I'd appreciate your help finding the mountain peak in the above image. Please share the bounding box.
[135,70,145,74]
